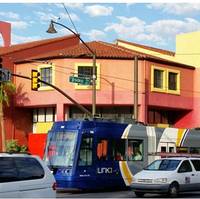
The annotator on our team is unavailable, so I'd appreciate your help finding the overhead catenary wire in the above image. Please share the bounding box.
[62,3,79,35]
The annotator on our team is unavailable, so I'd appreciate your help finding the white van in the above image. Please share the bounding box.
[131,157,200,197]
[0,153,56,198]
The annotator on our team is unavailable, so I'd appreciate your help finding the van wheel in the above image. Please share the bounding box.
[135,191,145,197]
[168,182,179,197]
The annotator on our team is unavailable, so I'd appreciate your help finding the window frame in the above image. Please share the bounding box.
[151,65,180,95]
[78,134,93,166]
[167,69,180,94]
[151,66,166,93]
[33,107,56,123]
[38,64,55,91]
[74,63,100,90]
[127,139,144,161]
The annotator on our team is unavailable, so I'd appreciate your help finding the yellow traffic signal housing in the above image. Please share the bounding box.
[31,70,40,91]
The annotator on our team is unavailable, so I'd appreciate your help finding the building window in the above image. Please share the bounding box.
[154,69,164,89]
[33,107,55,123]
[78,66,96,79]
[40,67,52,87]
[38,64,55,91]
[151,66,166,92]
[151,66,180,95]
[167,70,180,94]
[168,72,177,90]
[74,63,100,90]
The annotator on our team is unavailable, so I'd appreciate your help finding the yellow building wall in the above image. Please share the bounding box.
[34,122,53,134]
[116,40,185,66]
[175,31,200,68]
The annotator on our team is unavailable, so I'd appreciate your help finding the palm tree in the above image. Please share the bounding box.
[0,82,15,151]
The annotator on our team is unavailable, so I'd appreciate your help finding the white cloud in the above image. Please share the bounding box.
[9,21,29,29]
[0,12,20,20]
[84,5,113,17]
[11,33,41,45]
[63,3,84,10]
[84,29,106,40]
[59,12,80,22]
[104,16,200,47]
[146,18,200,38]
[34,11,59,23]
[105,16,145,38]
[55,3,84,10]
[147,3,200,15]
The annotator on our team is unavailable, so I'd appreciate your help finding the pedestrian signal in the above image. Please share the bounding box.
[31,70,40,91]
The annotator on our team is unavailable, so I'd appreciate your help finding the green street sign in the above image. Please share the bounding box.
[69,76,91,85]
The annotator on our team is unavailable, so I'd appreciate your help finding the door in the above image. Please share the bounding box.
[189,159,200,191]
[176,160,196,191]
[77,134,96,189]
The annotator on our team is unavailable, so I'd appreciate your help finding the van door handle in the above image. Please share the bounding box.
[191,174,195,176]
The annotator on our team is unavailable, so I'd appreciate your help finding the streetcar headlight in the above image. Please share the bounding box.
[154,178,168,184]
[61,169,72,176]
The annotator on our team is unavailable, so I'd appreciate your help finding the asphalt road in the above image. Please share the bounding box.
[56,190,200,198]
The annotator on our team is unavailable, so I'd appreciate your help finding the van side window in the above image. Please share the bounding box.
[0,157,17,183]
[0,157,44,183]
[78,135,93,166]
[178,160,192,173]
[127,139,143,161]
[15,157,44,180]
[191,160,200,171]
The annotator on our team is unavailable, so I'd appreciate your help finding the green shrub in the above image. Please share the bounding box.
[6,139,28,153]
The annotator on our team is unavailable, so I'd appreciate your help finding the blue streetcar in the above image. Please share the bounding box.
[43,119,200,191]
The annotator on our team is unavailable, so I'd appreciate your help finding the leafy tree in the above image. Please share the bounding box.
[0,82,16,151]
[6,139,27,153]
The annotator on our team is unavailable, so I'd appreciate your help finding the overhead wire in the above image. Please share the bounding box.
[62,3,79,35]
[23,61,199,95]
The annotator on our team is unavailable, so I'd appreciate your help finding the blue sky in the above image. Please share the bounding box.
[1,3,200,51]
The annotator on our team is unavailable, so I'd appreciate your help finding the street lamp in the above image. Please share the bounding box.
[47,20,96,118]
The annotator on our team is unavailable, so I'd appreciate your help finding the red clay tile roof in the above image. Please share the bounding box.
[24,41,149,60]
[23,41,194,69]
[0,35,78,56]
[116,39,175,56]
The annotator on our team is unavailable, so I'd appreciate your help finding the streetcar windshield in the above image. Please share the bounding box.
[44,131,78,167]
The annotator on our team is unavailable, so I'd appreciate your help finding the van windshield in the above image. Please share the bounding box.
[144,159,181,171]
[44,131,78,167]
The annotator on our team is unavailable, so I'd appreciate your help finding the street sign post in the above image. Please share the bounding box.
[69,76,91,85]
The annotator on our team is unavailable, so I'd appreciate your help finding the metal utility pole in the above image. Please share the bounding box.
[134,56,138,122]
[47,20,97,118]
[92,54,96,117]
[12,73,92,117]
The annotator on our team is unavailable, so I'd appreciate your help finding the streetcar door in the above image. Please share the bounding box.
[77,133,96,189]
[96,138,126,189]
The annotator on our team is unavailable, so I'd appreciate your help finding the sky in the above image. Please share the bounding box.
[1,2,200,51]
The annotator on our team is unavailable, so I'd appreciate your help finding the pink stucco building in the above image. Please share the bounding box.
[14,39,195,141]
[0,21,197,155]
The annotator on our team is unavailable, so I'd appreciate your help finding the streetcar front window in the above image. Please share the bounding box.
[44,131,77,167]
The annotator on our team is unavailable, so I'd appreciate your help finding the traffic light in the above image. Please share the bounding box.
[31,69,40,91]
